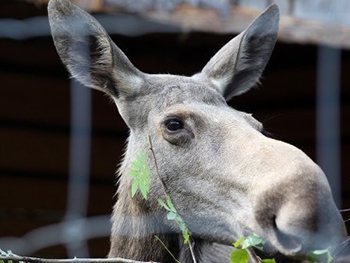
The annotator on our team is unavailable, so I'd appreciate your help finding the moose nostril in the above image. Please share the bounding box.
[274,226,302,254]
[270,214,305,255]
[256,212,302,254]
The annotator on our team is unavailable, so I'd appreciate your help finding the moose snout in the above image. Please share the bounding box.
[255,189,346,257]
[273,197,345,255]
[252,147,347,257]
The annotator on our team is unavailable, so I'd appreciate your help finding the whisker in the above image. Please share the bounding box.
[336,237,350,250]
[339,208,350,212]
[330,237,350,259]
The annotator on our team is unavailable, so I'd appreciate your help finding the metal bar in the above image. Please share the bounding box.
[316,45,342,207]
[64,80,92,257]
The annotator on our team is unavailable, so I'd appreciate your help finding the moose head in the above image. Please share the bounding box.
[48,0,347,262]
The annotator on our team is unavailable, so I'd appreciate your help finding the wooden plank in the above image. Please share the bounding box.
[342,105,350,136]
[35,0,105,12]
[0,38,59,69]
[71,0,105,12]
[0,73,71,127]
[0,128,69,175]
[0,176,113,217]
[0,72,127,133]
[294,0,350,27]
[0,127,124,180]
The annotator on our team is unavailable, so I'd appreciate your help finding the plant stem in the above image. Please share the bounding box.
[147,135,169,194]
[188,241,197,263]
[154,235,181,263]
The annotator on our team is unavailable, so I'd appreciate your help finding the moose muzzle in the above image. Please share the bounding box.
[252,140,347,257]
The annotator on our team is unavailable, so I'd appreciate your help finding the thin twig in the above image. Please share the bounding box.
[154,235,180,263]
[0,255,156,263]
[147,135,169,194]
[187,241,197,263]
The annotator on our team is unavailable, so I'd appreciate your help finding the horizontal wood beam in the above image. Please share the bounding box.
[23,1,350,48]
[147,6,350,49]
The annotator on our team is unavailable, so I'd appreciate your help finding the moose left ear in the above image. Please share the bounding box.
[197,4,279,101]
[48,0,144,98]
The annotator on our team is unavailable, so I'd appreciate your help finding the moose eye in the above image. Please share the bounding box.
[162,116,194,146]
[165,118,184,132]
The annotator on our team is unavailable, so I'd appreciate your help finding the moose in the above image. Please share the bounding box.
[48,0,347,262]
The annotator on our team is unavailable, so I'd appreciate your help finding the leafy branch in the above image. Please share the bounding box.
[127,136,196,263]
[157,196,190,244]
[230,234,276,263]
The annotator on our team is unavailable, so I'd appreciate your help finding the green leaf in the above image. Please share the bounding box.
[139,175,150,200]
[166,196,176,212]
[241,234,265,250]
[307,248,333,263]
[311,249,329,255]
[232,235,278,263]
[158,199,170,211]
[140,186,148,200]
[233,236,245,248]
[327,253,334,263]
[167,212,177,220]
[230,249,249,263]
[132,151,146,167]
[183,229,190,244]
[261,259,277,263]
[177,219,186,231]
[250,233,265,245]
[158,195,191,245]
[131,180,139,197]
[128,150,152,200]
[128,169,140,178]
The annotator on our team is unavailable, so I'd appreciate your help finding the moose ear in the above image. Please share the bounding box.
[48,0,144,98]
[197,4,279,101]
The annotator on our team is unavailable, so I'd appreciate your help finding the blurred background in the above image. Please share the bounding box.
[0,0,350,259]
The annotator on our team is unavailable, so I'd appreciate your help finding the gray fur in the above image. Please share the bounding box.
[48,1,347,262]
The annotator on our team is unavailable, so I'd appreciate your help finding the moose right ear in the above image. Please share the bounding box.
[196,4,279,101]
[48,0,144,98]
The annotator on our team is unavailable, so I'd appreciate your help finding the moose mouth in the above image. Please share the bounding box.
[243,233,302,262]
[254,250,304,263]
[252,234,350,263]
[257,238,305,262]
